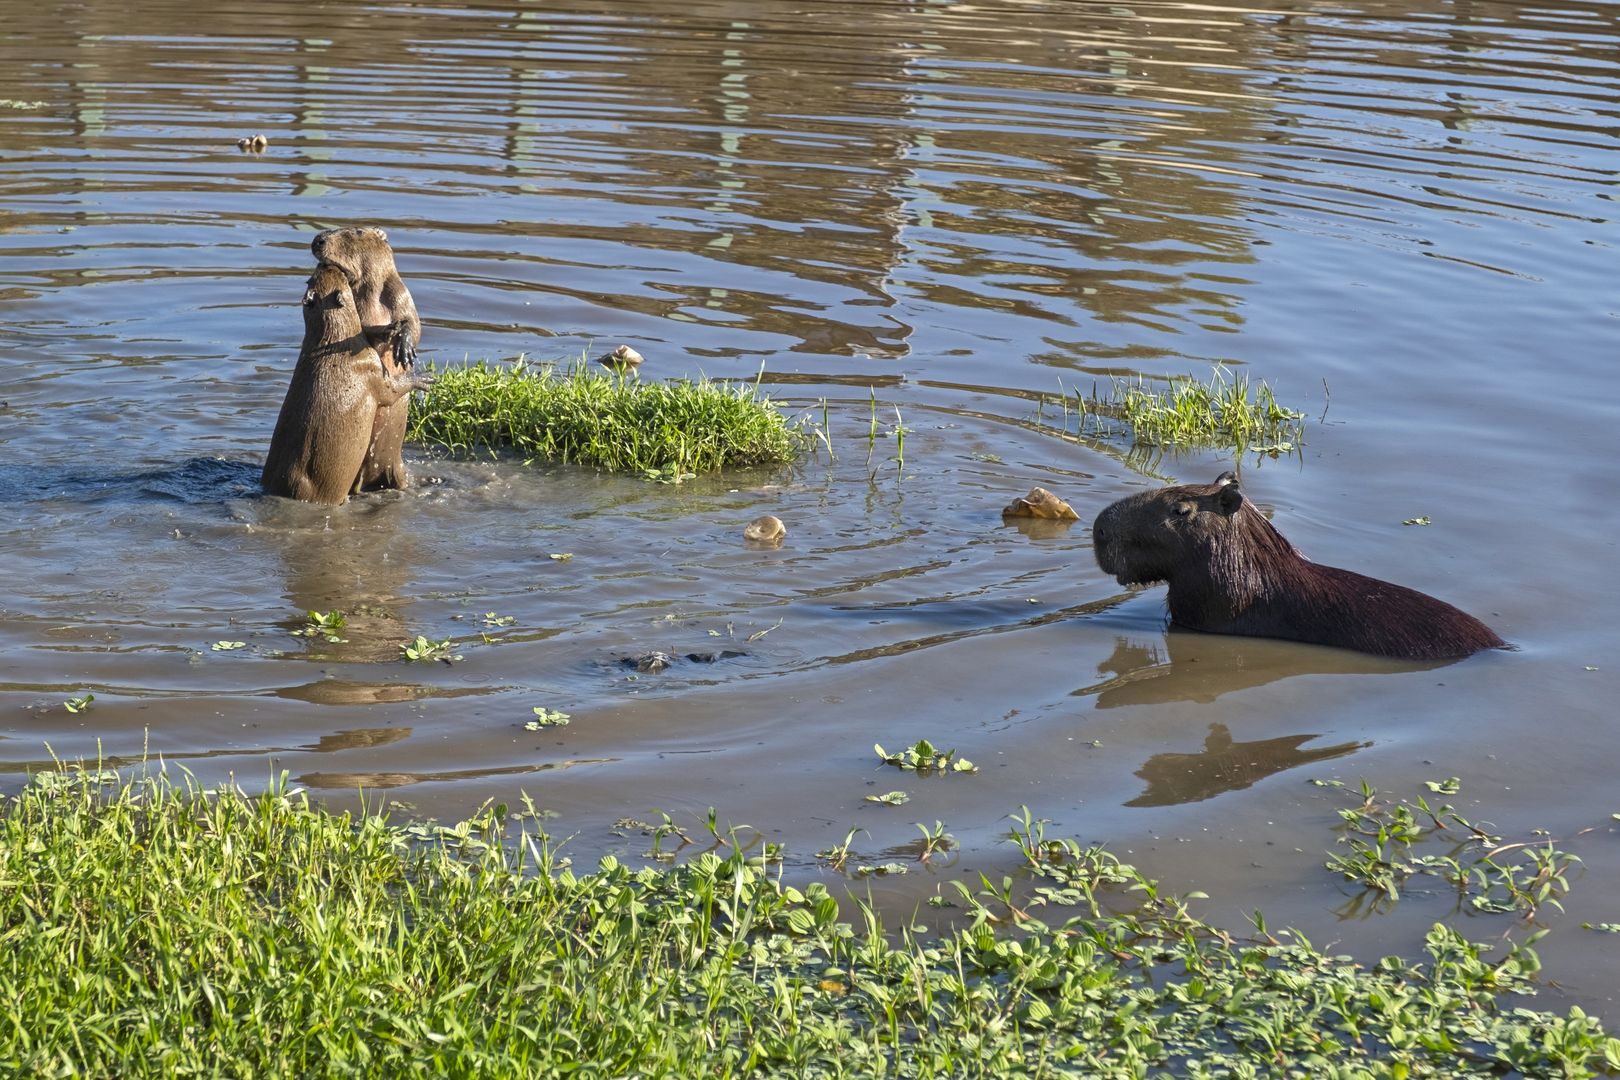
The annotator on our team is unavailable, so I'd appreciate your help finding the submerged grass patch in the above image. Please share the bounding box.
[4,768,1617,1077]
[406,357,801,476]
[1043,366,1307,454]
[1104,367,1305,451]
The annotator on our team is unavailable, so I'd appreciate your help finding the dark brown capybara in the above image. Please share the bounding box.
[1091,472,1505,661]
[309,226,421,491]
[261,264,434,506]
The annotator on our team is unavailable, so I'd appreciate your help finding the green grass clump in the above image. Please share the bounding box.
[406,358,801,476]
[1101,366,1304,451]
[3,768,1616,1077]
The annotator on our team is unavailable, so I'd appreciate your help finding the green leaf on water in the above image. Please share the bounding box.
[855,862,908,877]
[525,708,571,731]
[875,739,975,776]
[401,636,462,663]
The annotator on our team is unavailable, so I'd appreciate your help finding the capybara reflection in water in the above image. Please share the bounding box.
[1091,473,1505,661]
[261,265,434,506]
[309,226,421,491]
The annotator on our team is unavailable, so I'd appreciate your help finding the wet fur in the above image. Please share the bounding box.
[261,265,432,506]
[1092,473,1504,661]
[310,227,422,491]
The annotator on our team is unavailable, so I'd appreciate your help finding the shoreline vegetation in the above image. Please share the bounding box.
[3,767,1614,1077]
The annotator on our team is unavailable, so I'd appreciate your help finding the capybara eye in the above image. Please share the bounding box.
[1174,501,1194,517]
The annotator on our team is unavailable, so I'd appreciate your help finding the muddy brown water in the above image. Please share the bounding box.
[3,0,1619,1007]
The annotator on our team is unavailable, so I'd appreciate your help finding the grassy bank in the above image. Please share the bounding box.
[406,358,801,476]
[2,769,1614,1077]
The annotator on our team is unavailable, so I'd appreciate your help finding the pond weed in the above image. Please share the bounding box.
[874,738,978,774]
[1326,776,1586,921]
[524,708,570,730]
[1040,365,1306,455]
[290,608,347,643]
[399,634,462,663]
[1103,365,1305,450]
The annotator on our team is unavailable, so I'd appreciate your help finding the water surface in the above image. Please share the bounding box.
[2,0,1618,1006]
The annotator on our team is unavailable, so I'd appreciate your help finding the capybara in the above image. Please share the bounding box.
[309,226,421,491]
[261,265,433,506]
[1091,472,1504,661]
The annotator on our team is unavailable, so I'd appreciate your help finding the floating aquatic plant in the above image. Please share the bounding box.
[399,635,461,663]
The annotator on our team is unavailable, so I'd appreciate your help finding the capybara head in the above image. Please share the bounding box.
[301,264,365,342]
[1093,472,1293,595]
[311,226,413,317]
[311,225,390,268]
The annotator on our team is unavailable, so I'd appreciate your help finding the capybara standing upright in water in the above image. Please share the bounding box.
[261,265,434,506]
[1091,473,1505,661]
[310,226,421,491]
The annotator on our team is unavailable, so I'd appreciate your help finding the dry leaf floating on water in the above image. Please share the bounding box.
[1001,487,1080,522]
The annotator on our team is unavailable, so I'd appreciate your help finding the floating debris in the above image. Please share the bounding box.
[743,514,787,544]
[624,651,675,674]
[596,345,643,370]
[1002,486,1079,522]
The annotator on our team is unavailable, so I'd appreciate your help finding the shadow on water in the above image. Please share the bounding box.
[0,457,262,505]
[295,757,616,792]
[1125,722,1369,808]
[1073,627,1451,708]
[269,680,498,706]
[249,496,421,663]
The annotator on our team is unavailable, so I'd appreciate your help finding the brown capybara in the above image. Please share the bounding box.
[1091,472,1505,661]
[261,264,434,506]
[309,226,421,491]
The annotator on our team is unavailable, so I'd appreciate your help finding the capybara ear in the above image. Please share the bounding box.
[1214,471,1238,487]
[1215,482,1243,516]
